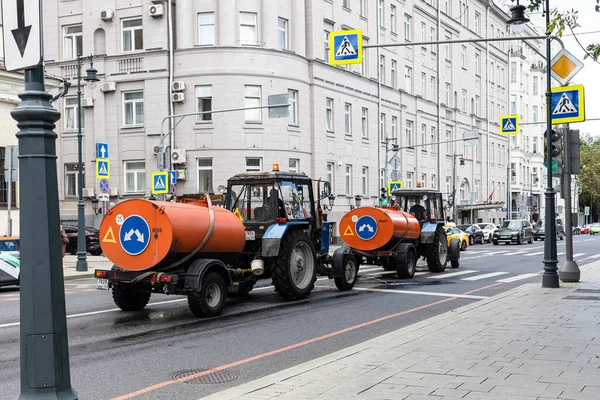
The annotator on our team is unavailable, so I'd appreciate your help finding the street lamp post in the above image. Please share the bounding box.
[451,154,464,223]
[75,55,99,272]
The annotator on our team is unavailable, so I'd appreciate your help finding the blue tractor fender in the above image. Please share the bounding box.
[261,221,309,257]
[420,221,444,244]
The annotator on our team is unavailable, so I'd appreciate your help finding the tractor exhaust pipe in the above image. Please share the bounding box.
[250,259,265,276]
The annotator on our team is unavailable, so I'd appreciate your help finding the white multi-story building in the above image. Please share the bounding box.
[42,0,519,240]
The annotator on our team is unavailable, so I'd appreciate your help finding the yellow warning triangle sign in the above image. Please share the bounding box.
[343,225,355,236]
[102,226,117,243]
[233,208,243,221]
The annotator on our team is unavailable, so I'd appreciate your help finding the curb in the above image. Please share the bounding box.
[64,273,94,281]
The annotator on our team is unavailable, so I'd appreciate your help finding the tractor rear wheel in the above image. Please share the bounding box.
[272,231,317,300]
[426,225,448,273]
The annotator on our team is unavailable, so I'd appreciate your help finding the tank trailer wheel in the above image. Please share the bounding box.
[272,231,317,300]
[187,272,227,318]
[334,254,358,291]
[426,225,448,273]
[397,251,416,279]
[112,286,151,311]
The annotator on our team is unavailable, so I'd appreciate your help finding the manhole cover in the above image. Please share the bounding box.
[170,369,239,384]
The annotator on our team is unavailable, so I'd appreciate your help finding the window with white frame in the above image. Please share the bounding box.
[378,0,384,28]
[278,18,288,50]
[343,0,350,8]
[474,52,480,75]
[246,158,262,172]
[404,66,412,93]
[461,89,467,112]
[326,162,334,187]
[444,83,450,105]
[244,85,262,122]
[289,158,299,173]
[497,65,500,85]
[359,0,366,17]
[532,76,538,95]
[63,25,82,60]
[406,172,414,188]
[533,105,538,122]
[533,137,538,154]
[344,103,352,135]
[510,61,516,82]
[429,76,435,101]
[444,34,451,60]
[64,97,83,131]
[421,72,426,97]
[431,174,436,189]
[490,101,495,120]
[361,107,368,138]
[390,5,397,33]
[461,46,467,69]
[379,55,385,85]
[196,85,212,122]
[406,120,413,147]
[475,95,480,116]
[124,161,145,193]
[345,165,352,195]
[421,173,426,188]
[64,163,83,197]
[421,124,426,149]
[430,126,436,152]
[360,37,368,76]
[198,13,215,46]
[324,29,330,62]
[288,89,298,125]
[123,91,144,126]
[404,14,412,41]
[391,116,397,139]
[430,27,436,53]
[122,18,143,52]
[361,167,368,196]
[240,12,258,46]
[380,113,386,141]
[197,158,213,193]
[446,129,451,154]
[445,176,451,196]
[421,22,426,43]
[391,60,397,88]
[326,98,334,131]
[475,12,480,34]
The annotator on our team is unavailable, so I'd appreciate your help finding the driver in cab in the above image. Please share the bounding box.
[409,198,427,222]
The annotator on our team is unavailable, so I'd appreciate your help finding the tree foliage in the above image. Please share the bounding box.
[519,0,600,61]
[578,135,600,221]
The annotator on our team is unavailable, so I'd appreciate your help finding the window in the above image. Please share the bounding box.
[246,158,262,172]
[446,176,451,196]
[196,85,212,121]
[361,108,368,138]
[404,14,412,41]
[64,97,83,131]
[360,37,368,76]
[475,12,480,34]
[391,116,397,139]
[430,126,436,152]
[288,89,298,125]
[379,55,385,85]
[390,5,397,33]
[406,120,413,147]
[343,0,350,8]
[510,62,516,82]
[490,62,495,83]
[444,34,451,60]
[533,105,538,122]
[444,0,450,14]
[380,113,386,141]
[326,162,334,186]
[444,83,450,105]
[344,103,352,135]
[122,18,143,52]
[326,98,334,131]
[359,0,366,17]
[406,172,414,188]
[64,163,83,198]
[404,66,412,93]
[431,174,436,189]
[496,65,500,85]
[63,25,82,59]
[345,165,352,195]
[421,72,426,97]
[421,124,426,149]
[421,22,426,43]
[461,90,467,112]
[533,137,538,154]
[500,68,505,87]
[244,85,262,122]
[124,161,145,193]
[289,158,300,173]
[324,29,330,62]
[123,91,144,126]
[361,167,368,196]
[278,18,288,50]
[461,46,467,69]
[197,159,213,193]
[391,60,397,88]
[510,94,516,114]
[240,12,258,46]
[532,76,538,95]
[475,95,480,116]
[446,129,451,154]
[429,76,435,101]
[378,0,384,27]
[430,27,436,53]
[490,101,495,120]
[198,13,215,46]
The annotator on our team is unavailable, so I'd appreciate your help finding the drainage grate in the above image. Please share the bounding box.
[170,369,239,385]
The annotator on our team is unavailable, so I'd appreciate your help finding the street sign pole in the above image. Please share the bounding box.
[12,65,78,399]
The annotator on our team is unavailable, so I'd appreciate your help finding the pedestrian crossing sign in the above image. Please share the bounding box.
[551,84,585,124]
[499,115,519,135]
[387,181,403,197]
[329,30,363,66]
[95,158,110,179]
[152,172,169,194]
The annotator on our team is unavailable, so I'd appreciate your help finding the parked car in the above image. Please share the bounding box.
[0,237,20,258]
[476,223,499,243]
[589,223,600,235]
[532,219,564,241]
[445,226,469,251]
[0,253,19,287]
[493,219,534,245]
[579,225,590,235]
[457,224,485,245]
[62,225,102,256]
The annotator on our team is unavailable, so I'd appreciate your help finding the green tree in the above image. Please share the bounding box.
[578,135,600,222]
[519,1,600,61]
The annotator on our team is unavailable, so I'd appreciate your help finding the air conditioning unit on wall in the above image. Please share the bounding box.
[171,149,187,164]
[172,81,186,92]
[176,169,187,181]
[172,93,185,103]
[149,4,164,17]
[100,82,116,92]
[83,188,95,198]
[109,187,118,196]
[100,9,114,21]
[81,97,94,107]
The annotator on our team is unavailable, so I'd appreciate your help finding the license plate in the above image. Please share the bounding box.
[245,231,255,240]
[96,278,109,290]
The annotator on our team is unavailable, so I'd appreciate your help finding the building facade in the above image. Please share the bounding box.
[42,0,521,238]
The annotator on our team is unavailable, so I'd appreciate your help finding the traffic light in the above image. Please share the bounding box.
[551,129,563,175]
[567,129,581,174]
[380,187,388,206]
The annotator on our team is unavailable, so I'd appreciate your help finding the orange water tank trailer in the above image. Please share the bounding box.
[338,206,421,251]
[99,199,246,271]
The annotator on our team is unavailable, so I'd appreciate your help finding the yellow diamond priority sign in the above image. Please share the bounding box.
[550,48,584,86]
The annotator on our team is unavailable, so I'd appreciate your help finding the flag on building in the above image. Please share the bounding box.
[488,189,495,201]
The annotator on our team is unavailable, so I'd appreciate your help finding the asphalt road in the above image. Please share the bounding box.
[0,234,598,400]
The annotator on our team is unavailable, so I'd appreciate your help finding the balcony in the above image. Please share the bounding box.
[118,57,143,74]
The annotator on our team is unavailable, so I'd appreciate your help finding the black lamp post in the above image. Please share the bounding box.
[508,0,558,287]
[75,55,100,272]
[323,194,336,211]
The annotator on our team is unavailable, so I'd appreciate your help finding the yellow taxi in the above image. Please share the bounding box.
[444,226,469,251]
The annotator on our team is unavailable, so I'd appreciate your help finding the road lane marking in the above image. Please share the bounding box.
[462,272,510,281]
[524,251,544,257]
[496,273,540,283]
[587,254,600,259]
[557,252,565,256]
[352,287,487,300]
[573,253,586,258]
[427,270,478,279]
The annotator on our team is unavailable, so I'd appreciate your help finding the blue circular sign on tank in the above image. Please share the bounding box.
[355,215,378,240]
[119,215,150,255]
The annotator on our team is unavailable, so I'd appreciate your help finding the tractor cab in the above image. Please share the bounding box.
[391,189,446,224]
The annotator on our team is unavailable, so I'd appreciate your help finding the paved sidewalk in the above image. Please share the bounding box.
[62,254,112,280]
[202,262,600,400]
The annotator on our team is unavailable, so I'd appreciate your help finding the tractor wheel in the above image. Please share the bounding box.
[426,225,448,273]
[397,251,416,279]
[112,285,151,311]
[187,272,227,318]
[272,231,317,300]
[334,254,358,291]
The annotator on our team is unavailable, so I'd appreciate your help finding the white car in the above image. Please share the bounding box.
[476,223,499,243]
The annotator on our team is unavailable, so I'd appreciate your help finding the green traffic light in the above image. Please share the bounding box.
[381,199,388,206]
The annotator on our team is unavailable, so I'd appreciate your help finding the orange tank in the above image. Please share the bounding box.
[99,199,246,271]
[338,206,421,251]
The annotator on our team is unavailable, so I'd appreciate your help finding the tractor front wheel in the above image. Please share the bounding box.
[272,231,317,300]
[427,226,448,273]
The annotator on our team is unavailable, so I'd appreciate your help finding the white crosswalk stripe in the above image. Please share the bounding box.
[573,253,586,258]
[587,254,600,259]
[524,251,544,257]
[462,271,510,281]
[557,252,565,256]
[496,273,539,283]
[428,270,478,279]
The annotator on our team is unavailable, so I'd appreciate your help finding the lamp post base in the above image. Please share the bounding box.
[559,261,581,282]
[75,255,88,272]
[541,272,560,288]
